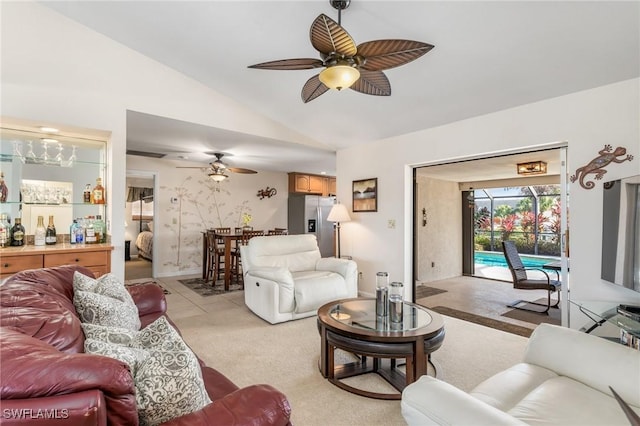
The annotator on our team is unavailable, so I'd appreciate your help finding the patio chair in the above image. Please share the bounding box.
[501,240,561,314]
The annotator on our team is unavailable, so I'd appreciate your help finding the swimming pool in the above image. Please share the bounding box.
[475,251,558,270]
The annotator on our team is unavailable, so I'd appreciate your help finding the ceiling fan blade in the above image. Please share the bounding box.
[310,14,357,57]
[248,58,324,70]
[301,74,329,103]
[228,167,258,174]
[349,70,391,96]
[357,40,434,71]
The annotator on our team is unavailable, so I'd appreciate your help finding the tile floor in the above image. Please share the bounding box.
[152,268,560,332]
[152,274,247,321]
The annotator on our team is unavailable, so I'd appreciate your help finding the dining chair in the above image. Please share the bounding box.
[205,230,221,284]
[210,228,231,284]
[233,230,265,284]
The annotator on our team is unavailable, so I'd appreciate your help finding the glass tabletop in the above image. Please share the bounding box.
[328,299,433,332]
[570,300,640,336]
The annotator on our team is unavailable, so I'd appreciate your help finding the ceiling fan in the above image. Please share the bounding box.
[177,152,257,182]
[248,0,434,103]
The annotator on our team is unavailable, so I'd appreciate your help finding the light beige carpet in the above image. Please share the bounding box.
[173,302,529,426]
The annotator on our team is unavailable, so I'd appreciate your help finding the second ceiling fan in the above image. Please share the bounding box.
[177,152,257,182]
[248,0,434,103]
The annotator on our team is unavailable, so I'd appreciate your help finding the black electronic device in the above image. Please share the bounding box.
[617,304,640,322]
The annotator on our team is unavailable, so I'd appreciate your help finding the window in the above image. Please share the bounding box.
[131,199,153,221]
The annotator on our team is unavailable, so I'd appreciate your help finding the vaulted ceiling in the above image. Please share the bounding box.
[44,1,639,176]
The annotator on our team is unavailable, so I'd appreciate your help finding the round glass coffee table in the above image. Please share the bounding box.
[317,297,445,400]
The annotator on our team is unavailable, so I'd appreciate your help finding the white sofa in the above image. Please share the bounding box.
[402,323,640,425]
[240,234,358,324]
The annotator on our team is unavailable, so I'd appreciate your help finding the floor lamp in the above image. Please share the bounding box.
[327,203,351,258]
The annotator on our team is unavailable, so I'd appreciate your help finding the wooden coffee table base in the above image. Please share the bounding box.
[329,356,422,400]
[321,327,445,400]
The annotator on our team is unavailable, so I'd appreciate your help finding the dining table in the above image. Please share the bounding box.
[202,230,244,291]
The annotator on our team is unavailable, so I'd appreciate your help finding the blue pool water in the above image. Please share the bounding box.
[475,251,558,271]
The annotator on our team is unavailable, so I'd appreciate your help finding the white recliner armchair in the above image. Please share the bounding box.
[240,234,358,324]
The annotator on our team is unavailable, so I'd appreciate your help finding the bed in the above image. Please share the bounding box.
[135,222,153,261]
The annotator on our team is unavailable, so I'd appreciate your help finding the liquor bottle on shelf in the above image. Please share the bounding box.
[94,215,106,243]
[10,218,25,246]
[0,213,10,248]
[34,215,46,246]
[85,216,97,244]
[45,215,57,245]
[91,178,105,205]
[75,218,85,245]
[83,184,91,203]
[69,220,78,245]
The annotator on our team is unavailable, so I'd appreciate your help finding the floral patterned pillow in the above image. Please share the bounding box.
[74,290,141,331]
[84,338,149,376]
[73,272,141,331]
[73,272,137,306]
[81,322,137,345]
[131,317,211,426]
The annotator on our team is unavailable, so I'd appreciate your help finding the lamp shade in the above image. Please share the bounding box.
[319,65,360,91]
[327,203,351,223]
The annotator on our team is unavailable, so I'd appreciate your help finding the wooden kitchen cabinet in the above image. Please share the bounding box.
[288,172,336,196]
[327,177,337,196]
[0,244,113,279]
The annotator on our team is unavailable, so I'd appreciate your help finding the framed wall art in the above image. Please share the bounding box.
[352,178,377,212]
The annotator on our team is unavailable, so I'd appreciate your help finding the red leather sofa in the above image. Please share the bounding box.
[0,265,292,426]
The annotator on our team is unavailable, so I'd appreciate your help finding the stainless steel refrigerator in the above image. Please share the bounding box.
[287,194,335,257]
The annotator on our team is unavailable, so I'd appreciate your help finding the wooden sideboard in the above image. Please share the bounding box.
[0,244,113,279]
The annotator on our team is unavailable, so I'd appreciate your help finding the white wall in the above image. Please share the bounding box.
[338,78,640,319]
[416,176,462,282]
[3,2,640,322]
[126,155,288,277]
[0,2,321,280]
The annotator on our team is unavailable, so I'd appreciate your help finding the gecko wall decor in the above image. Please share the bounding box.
[570,145,634,189]
[257,187,277,199]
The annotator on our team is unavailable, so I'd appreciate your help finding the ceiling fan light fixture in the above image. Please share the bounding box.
[208,171,228,182]
[319,64,360,91]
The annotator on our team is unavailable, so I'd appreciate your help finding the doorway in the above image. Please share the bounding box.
[412,146,569,330]
[125,171,157,281]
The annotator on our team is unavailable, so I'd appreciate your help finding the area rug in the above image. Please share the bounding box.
[125,278,171,295]
[416,285,448,298]
[429,306,533,338]
[501,298,561,325]
[177,278,243,296]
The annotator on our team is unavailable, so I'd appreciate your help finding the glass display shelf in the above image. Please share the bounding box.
[1,122,108,235]
[0,153,105,167]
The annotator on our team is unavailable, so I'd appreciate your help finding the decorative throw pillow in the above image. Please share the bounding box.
[131,317,211,426]
[74,291,141,331]
[81,322,137,345]
[84,338,149,376]
[73,272,141,331]
[73,271,137,306]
